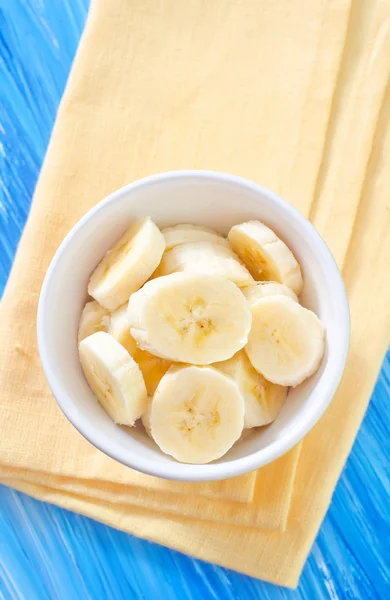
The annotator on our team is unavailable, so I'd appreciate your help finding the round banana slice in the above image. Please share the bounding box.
[79,331,147,425]
[78,300,109,343]
[108,306,171,393]
[162,224,231,250]
[245,296,325,387]
[150,365,245,464]
[141,396,153,438]
[127,272,252,364]
[228,220,303,295]
[214,350,288,428]
[133,348,172,395]
[88,217,165,310]
[152,241,254,287]
[108,304,137,356]
[242,281,298,305]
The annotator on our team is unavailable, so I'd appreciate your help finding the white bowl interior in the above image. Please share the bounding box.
[38,172,349,481]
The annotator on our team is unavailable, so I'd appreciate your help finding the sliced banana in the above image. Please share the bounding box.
[105,305,171,396]
[150,365,245,464]
[228,220,303,295]
[78,300,109,343]
[153,241,254,288]
[133,348,172,395]
[162,224,231,250]
[214,350,287,428]
[141,396,153,437]
[245,296,325,387]
[127,273,252,364]
[79,331,147,425]
[242,281,298,305]
[88,217,165,310]
[108,304,137,357]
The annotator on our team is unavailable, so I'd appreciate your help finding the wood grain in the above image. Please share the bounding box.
[0,1,389,598]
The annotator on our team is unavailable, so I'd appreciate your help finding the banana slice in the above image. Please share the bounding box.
[141,396,153,437]
[150,365,245,464]
[245,296,325,387]
[228,220,303,295]
[153,241,254,287]
[88,217,165,310]
[108,307,172,394]
[79,331,147,425]
[133,348,172,395]
[242,281,298,305]
[127,273,252,364]
[108,304,137,357]
[162,224,230,250]
[214,350,287,428]
[78,300,109,342]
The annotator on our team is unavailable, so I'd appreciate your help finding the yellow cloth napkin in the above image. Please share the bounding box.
[1,0,390,588]
[0,444,300,531]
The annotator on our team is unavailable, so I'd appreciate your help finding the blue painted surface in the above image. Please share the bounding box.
[0,1,389,598]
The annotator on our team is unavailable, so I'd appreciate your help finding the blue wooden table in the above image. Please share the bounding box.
[0,2,389,598]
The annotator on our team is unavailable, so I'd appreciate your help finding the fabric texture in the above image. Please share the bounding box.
[0,444,300,531]
[0,0,389,588]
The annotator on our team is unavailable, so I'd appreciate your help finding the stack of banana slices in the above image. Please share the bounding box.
[78,217,325,464]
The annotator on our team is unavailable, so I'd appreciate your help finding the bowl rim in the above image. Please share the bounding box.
[37,170,350,481]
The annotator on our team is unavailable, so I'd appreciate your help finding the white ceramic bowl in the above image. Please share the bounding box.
[37,171,350,482]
